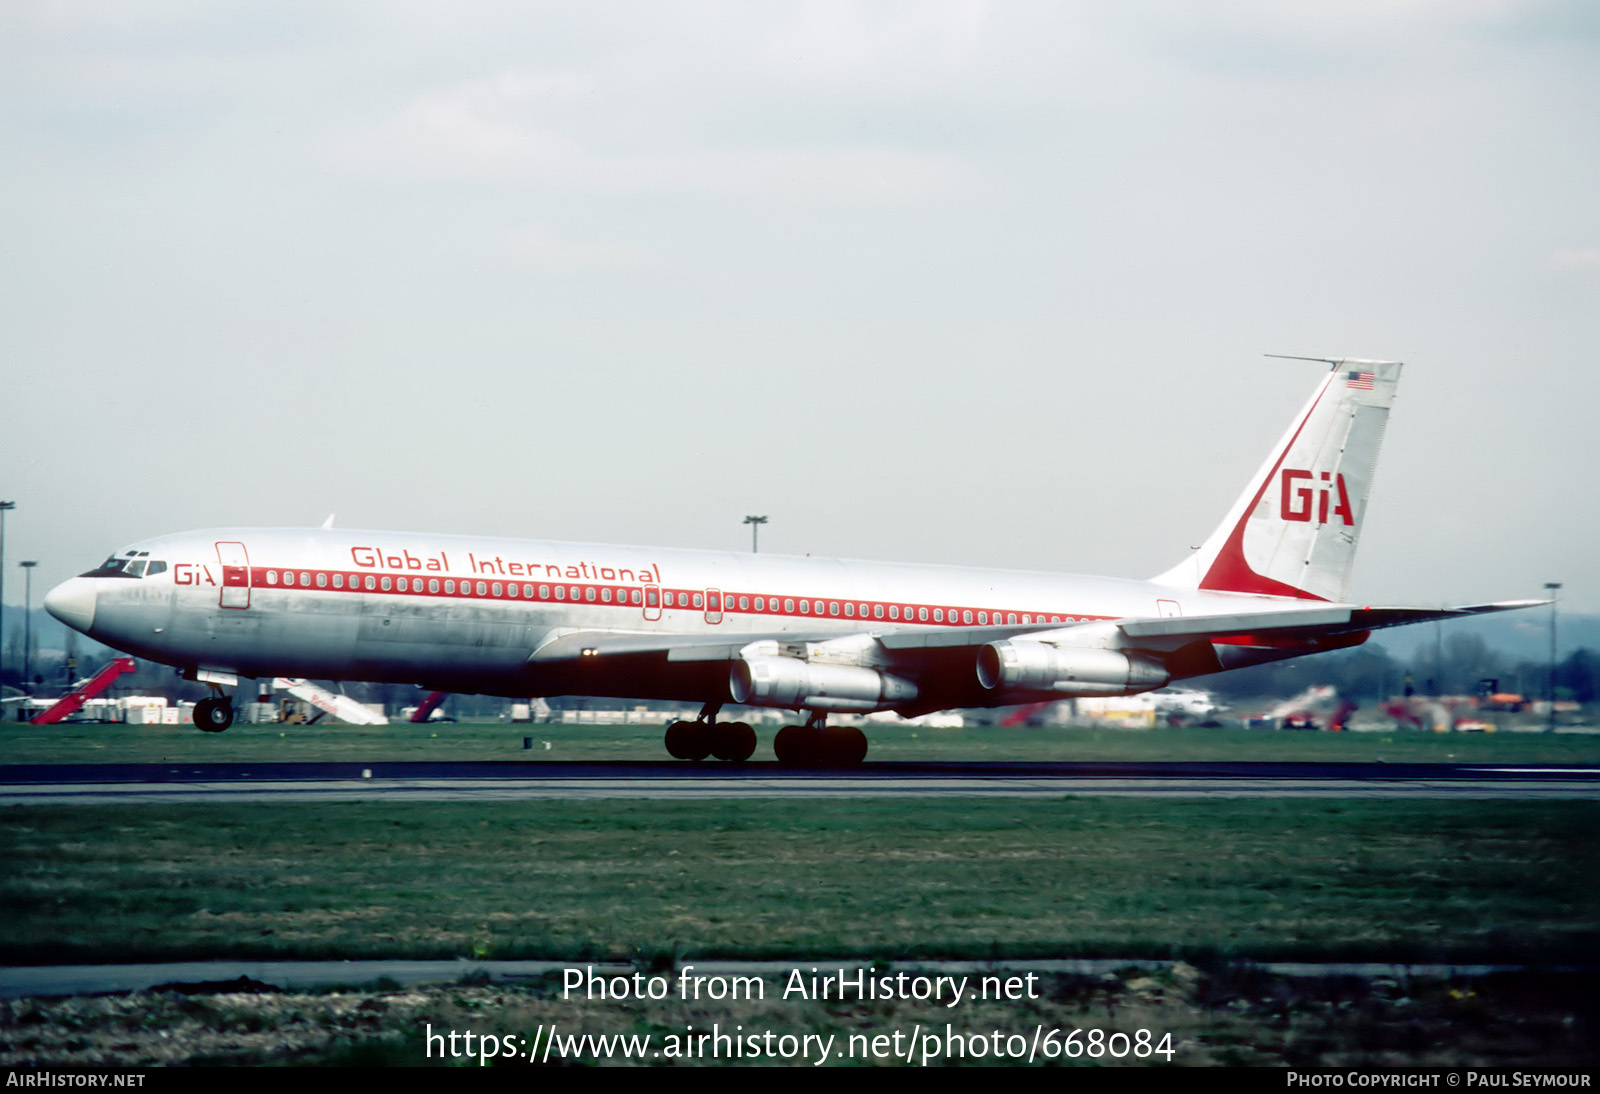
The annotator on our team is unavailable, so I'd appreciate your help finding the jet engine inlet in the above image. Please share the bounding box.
[730,656,917,713]
[976,641,1168,697]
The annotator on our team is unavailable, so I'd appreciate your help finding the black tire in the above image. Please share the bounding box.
[194,698,233,733]
[773,724,809,765]
[826,726,868,766]
[710,721,757,762]
[664,720,712,761]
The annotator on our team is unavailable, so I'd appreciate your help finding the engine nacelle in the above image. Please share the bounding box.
[730,656,918,713]
[976,641,1168,697]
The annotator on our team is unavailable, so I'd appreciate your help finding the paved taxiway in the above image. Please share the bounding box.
[2,760,1596,803]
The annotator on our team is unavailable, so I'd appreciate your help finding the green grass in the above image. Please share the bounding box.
[8,969,1596,1067]
[4,719,1599,765]
[3,798,1596,966]
[9,968,1596,1067]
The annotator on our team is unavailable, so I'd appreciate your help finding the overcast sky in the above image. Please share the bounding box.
[3,1,1597,613]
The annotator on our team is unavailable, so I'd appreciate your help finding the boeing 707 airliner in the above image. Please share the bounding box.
[43,358,1537,763]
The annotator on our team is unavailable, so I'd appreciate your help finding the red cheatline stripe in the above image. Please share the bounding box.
[243,567,1110,628]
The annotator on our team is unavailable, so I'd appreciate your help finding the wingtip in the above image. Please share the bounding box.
[1452,598,1550,614]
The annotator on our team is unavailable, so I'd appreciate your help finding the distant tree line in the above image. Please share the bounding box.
[1194,633,1599,704]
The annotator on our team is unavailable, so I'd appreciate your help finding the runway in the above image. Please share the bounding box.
[3,760,1597,802]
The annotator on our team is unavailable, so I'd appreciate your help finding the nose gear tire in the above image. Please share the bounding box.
[194,698,233,733]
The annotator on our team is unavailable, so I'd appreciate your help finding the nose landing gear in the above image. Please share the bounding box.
[181,670,238,733]
[180,669,237,733]
[193,694,234,732]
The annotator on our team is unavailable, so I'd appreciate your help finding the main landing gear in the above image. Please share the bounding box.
[773,714,868,767]
[662,706,870,766]
[664,703,756,762]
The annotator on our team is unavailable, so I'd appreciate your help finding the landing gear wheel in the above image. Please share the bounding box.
[773,724,809,765]
[710,721,757,762]
[774,724,868,766]
[664,720,712,761]
[194,697,233,733]
[824,726,868,766]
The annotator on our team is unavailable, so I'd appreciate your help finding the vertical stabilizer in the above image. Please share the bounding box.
[1153,358,1402,602]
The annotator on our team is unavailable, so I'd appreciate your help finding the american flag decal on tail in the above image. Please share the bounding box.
[1346,370,1375,390]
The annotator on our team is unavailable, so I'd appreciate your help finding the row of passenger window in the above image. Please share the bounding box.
[726,595,1063,626]
[258,569,1070,626]
[262,569,647,603]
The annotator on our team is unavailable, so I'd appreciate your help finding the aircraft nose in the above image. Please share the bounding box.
[44,578,97,633]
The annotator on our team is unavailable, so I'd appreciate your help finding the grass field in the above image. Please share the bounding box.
[7,967,1594,1067]
[4,798,1596,967]
[5,718,1600,765]
[7,723,1597,1067]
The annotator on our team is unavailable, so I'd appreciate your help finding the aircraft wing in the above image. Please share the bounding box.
[528,628,835,663]
[1113,599,1548,645]
[526,620,1071,665]
[526,599,1546,666]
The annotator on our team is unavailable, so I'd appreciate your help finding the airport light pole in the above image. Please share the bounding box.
[0,501,12,691]
[1544,582,1562,733]
[743,515,768,554]
[19,560,36,696]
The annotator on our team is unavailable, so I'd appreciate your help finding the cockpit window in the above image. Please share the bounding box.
[81,555,137,578]
[80,553,163,579]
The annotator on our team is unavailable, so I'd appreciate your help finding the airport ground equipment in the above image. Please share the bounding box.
[409,690,448,723]
[272,678,388,726]
[999,702,1054,728]
[28,657,137,725]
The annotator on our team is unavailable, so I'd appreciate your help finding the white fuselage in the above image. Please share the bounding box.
[49,526,1300,706]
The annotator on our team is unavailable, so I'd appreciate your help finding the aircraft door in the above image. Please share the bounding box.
[216,541,252,609]
[643,584,662,622]
[1157,599,1181,618]
[704,588,723,625]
